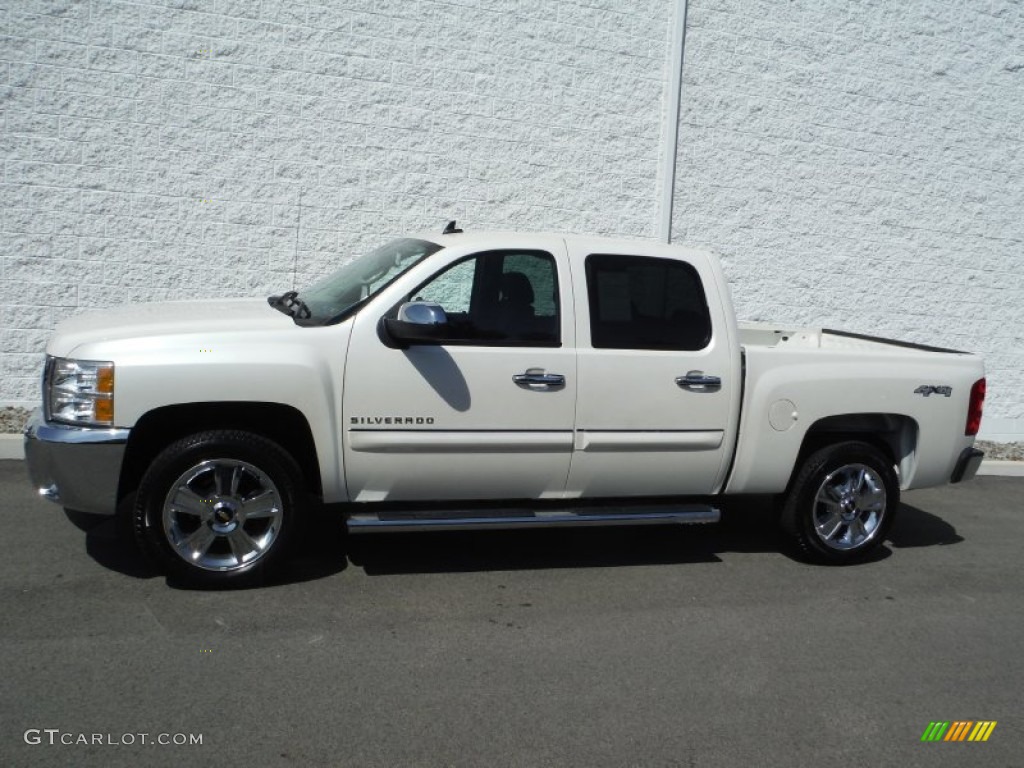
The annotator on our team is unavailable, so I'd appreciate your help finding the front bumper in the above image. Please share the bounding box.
[23,408,130,515]
[951,447,984,484]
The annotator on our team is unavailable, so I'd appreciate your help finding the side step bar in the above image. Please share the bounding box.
[346,504,720,533]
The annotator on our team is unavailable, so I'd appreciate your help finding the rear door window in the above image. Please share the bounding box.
[585,254,711,350]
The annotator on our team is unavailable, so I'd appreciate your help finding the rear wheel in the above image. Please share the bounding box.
[781,441,899,564]
[134,431,303,587]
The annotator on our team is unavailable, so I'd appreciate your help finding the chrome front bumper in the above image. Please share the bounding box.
[23,409,130,515]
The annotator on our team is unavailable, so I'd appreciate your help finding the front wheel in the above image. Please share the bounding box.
[781,441,899,564]
[134,430,303,587]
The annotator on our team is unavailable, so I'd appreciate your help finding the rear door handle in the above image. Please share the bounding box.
[513,371,565,388]
[676,371,721,392]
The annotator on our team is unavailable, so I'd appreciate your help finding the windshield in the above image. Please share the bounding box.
[294,238,443,325]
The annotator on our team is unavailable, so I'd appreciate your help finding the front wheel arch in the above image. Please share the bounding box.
[119,402,323,506]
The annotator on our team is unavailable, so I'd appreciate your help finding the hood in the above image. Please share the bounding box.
[48,298,295,357]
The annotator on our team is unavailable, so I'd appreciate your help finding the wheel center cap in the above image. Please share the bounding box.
[211,500,239,532]
[839,497,857,520]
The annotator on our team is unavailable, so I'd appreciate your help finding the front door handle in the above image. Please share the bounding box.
[676,371,721,392]
[513,371,565,388]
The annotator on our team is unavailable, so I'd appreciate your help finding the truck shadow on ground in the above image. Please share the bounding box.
[73,505,351,587]
[347,498,963,576]
[71,498,963,584]
[887,502,964,549]
[67,510,159,579]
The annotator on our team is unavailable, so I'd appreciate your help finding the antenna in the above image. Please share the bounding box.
[442,220,463,234]
[291,185,303,290]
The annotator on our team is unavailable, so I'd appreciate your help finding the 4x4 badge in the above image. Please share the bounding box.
[914,385,952,397]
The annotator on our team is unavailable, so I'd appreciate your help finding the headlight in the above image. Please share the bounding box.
[45,356,115,427]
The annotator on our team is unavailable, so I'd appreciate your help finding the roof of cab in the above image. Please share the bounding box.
[411,227,716,262]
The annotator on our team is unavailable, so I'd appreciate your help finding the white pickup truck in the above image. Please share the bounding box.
[25,225,987,585]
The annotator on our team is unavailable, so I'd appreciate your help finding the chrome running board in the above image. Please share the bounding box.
[346,504,720,533]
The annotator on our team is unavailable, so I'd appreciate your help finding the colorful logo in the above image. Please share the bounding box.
[921,721,997,742]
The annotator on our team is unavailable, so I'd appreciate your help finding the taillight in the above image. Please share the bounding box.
[965,377,985,436]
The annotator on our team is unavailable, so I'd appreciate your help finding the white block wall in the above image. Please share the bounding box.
[1,0,1022,441]
[0,0,671,406]
[673,0,1024,441]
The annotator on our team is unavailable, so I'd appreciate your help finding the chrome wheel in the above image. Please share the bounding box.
[162,459,284,572]
[812,463,886,551]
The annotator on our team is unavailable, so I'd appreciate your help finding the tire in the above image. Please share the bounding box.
[781,441,899,565]
[133,430,303,587]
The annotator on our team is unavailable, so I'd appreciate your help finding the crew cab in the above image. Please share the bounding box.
[25,226,987,585]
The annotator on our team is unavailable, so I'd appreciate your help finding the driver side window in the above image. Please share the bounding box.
[409,250,560,346]
[413,259,474,315]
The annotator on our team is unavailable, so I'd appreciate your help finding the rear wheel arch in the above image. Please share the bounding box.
[789,413,918,492]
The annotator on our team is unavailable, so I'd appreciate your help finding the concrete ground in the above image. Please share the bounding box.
[0,459,1020,767]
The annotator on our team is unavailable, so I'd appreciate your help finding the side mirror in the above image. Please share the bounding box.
[381,301,450,346]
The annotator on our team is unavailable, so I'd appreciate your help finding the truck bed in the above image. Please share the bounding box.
[727,322,984,495]
[738,321,967,355]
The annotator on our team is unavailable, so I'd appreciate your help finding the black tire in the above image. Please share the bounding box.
[133,430,304,587]
[781,441,899,565]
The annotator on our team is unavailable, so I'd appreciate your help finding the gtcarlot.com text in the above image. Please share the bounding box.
[24,729,203,746]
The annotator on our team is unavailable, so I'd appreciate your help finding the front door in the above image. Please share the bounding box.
[342,237,577,503]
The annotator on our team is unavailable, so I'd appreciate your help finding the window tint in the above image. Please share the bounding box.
[585,254,711,350]
[409,250,560,346]
[503,253,557,318]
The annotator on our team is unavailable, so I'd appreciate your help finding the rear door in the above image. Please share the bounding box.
[565,240,740,497]
[342,236,577,502]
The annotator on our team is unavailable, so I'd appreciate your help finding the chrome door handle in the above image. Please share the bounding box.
[676,371,721,391]
[513,371,565,388]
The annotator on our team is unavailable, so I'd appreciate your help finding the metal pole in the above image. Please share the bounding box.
[657,0,689,244]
